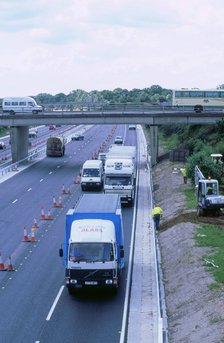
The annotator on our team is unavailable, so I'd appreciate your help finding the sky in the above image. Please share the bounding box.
[0,0,224,97]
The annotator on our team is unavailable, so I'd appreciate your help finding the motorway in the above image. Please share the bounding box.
[0,124,138,343]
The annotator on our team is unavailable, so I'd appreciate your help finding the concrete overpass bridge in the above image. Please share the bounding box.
[0,109,223,164]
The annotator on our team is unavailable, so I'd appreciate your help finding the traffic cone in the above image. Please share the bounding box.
[30,228,37,242]
[46,209,53,220]
[33,216,39,228]
[22,226,30,242]
[0,253,6,271]
[74,175,81,184]
[53,196,57,207]
[58,196,63,207]
[41,207,46,220]
[7,256,14,271]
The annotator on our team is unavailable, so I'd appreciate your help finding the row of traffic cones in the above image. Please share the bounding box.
[22,227,37,242]
[0,253,14,271]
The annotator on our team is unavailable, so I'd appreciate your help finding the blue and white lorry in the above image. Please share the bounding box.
[59,194,125,291]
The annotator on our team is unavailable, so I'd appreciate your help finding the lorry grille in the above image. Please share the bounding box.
[69,269,114,280]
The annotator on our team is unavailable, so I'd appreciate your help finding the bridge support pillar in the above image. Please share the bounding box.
[10,126,29,163]
[150,126,158,166]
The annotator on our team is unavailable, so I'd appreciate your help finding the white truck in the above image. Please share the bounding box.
[81,160,104,191]
[104,158,135,205]
[106,145,137,180]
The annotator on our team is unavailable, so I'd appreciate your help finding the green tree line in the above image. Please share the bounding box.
[34,85,172,106]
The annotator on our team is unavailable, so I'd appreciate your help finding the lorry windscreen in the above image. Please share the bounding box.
[105,176,132,186]
[69,243,114,262]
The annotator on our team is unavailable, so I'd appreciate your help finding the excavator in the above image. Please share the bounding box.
[195,165,224,216]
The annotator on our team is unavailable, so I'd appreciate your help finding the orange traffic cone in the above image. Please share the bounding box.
[30,228,37,242]
[65,186,71,194]
[33,216,39,228]
[53,196,57,207]
[41,207,46,220]
[62,184,66,194]
[23,226,30,242]
[58,196,63,207]
[7,256,14,271]
[0,253,6,271]
[47,209,53,220]
[74,175,81,184]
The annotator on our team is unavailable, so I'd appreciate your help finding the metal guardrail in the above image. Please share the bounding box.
[0,146,46,176]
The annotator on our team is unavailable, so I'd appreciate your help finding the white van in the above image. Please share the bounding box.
[2,97,42,114]
[81,160,104,191]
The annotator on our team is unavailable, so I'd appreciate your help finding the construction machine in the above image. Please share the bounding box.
[195,165,224,216]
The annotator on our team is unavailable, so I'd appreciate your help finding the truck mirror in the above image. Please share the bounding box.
[59,248,63,257]
[120,249,124,258]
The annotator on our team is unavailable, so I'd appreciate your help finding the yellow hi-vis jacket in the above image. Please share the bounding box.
[152,206,163,218]
[181,168,187,177]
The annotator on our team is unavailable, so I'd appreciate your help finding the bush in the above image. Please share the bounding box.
[186,151,223,184]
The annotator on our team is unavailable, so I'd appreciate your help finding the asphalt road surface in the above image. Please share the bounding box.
[0,124,137,343]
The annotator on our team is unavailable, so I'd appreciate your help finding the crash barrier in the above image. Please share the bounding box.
[0,146,46,176]
[148,149,169,343]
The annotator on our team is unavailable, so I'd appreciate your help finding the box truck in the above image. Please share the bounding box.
[59,194,125,291]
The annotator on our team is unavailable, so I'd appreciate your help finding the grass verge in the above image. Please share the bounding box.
[183,188,196,209]
[195,224,224,284]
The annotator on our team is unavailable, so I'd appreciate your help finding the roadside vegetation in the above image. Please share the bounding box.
[156,120,224,287]
[0,127,9,138]
[195,224,224,286]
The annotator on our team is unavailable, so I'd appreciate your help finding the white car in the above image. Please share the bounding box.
[114,136,123,145]
[128,125,136,130]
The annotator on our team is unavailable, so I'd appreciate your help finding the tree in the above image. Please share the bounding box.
[186,150,223,185]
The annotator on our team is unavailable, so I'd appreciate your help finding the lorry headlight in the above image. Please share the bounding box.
[105,280,113,284]
[70,279,78,284]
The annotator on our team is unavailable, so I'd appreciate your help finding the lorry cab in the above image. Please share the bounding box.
[81,160,104,191]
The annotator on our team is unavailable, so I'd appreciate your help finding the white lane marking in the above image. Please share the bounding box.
[46,285,64,321]
[27,188,32,192]
[49,171,53,175]
[40,179,44,182]
[12,199,18,204]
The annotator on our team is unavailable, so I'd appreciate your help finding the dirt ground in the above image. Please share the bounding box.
[152,159,224,343]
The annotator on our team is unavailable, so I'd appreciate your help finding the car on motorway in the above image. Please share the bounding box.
[49,125,56,130]
[114,135,123,145]
[0,141,6,149]
[71,133,84,141]
[128,125,136,130]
